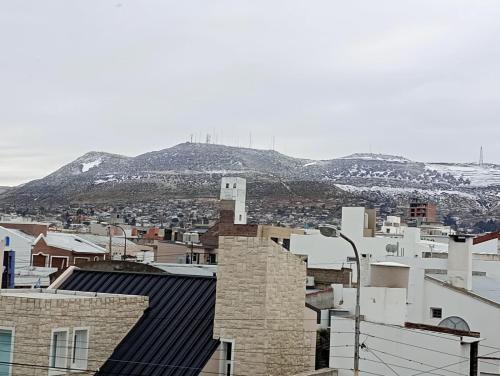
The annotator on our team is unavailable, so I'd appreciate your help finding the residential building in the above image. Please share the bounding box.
[213,235,317,376]
[76,233,154,260]
[0,288,148,376]
[326,234,500,375]
[31,232,107,269]
[408,198,437,223]
[220,177,247,224]
[54,268,220,376]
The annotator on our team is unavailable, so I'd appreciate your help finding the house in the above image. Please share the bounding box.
[53,268,220,376]
[212,235,318,376]
[0,288,148,376]
[76,233,155,261]
[31,232,107,269]
[45,213,318,376]
[0,223,59,287]
[325,234,500,375]
[0,225,36,273]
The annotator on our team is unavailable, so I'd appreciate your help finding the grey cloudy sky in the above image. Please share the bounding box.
[1,0,500,186]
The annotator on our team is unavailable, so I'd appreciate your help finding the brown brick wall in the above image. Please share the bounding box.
[0,222,48,237]
[32,238,105,269]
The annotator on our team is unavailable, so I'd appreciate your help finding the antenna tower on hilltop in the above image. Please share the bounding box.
[479,146,484,167]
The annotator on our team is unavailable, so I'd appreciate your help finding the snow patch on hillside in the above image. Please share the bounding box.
[335,184,479,200]
[340,153,410,163]
[303,162,318,167]
[82,159,102,173]
[426,163,500,187]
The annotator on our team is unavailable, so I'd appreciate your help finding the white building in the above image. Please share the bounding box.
[0,226,34,272]
[328,233,500,375]
[220,177,247,224]
[380,215,405,235]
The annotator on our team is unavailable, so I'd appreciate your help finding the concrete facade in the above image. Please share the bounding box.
[213,236,315,376]
[331,317,473,376]
[220,177,247,224]
[0,289,148,376]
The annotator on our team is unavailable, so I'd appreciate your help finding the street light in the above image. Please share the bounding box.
[319,224,361,376]
[107,225,127,260]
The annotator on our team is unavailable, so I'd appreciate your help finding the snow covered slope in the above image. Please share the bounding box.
[427,163,500,187]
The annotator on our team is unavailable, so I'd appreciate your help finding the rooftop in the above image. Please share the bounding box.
[0,288,137,300]
[426,273,500,306]
[59,269,219,376]
[36,232,107,254]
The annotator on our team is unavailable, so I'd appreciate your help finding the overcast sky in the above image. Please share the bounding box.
[1,1,500,186]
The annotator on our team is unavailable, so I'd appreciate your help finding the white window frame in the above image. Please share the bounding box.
[32,252,50,267]
[49,328,69,375]
[70,327,89,371]
[50,256,70,269]
[219,339,235,376]
[73,257,90,265]
[0,326,15,376]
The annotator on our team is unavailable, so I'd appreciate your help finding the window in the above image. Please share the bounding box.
[220,341,234,376]
[233,183,237,188]
[430,307,442,319]
[71,329,89,370]
[439,316,470,331]
[208,254,217,265]
[0,329,13,376]
[225,183,230,188]
[50,329,68,374]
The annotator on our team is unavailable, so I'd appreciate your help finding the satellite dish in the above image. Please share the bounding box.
[386,244,398,254]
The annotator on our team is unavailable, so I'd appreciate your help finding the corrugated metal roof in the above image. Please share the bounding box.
[60,269,219,376]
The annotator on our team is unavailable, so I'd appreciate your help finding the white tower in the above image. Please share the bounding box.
[220,177,247,224]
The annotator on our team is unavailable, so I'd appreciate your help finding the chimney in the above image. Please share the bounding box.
[359,253,372,287]
[447,235,473,291]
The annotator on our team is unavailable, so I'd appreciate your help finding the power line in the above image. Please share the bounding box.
[362,344,400,376]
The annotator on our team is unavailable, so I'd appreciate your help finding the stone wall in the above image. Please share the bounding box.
[0,292,148,376]
[214,236,315,376]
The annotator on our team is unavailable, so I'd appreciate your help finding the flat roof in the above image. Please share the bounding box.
[371,261,410,268]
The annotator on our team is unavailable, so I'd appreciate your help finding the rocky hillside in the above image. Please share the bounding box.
[1,143,499,223]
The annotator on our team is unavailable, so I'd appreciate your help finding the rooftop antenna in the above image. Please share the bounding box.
[479,146,484,167]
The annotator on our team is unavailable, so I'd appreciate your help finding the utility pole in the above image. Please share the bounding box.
[470,341,478,376]
[108,227,112,260]
[319,225,361,375]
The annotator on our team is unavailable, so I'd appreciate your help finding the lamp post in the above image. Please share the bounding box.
[108,225,127,260]
[319,224,361,376]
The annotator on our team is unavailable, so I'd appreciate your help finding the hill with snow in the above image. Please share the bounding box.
[0,143,498,225]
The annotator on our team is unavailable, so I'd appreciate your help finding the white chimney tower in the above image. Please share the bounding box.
[447,235,473,291]
[220,177,247,224]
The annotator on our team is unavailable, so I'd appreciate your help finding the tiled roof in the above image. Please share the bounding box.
[60,269,219,376]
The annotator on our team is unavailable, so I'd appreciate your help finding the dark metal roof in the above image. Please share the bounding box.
[60,269,219,376]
